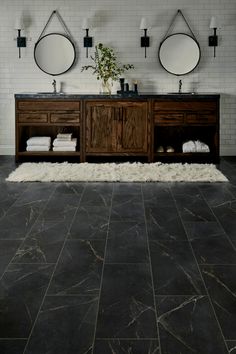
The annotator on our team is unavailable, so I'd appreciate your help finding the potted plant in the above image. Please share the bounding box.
[81,43,134,95]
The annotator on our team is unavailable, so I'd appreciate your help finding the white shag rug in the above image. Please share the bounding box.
[6,162,228,182]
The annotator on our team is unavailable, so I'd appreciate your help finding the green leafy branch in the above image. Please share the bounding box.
[81,43,134,83]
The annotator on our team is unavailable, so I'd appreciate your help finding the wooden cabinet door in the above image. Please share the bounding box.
[86,102,118,152]
[118,102,148,152]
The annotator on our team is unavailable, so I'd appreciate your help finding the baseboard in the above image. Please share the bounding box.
[0,146,15,155]
[220,147,236,156]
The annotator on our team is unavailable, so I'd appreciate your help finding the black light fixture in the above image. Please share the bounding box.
[14,15,26,58]
[140,17,150,58]
[209,16,218,57]
[82,18,92,58]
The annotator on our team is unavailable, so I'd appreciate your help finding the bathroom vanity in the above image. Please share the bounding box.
[15,93,220,163]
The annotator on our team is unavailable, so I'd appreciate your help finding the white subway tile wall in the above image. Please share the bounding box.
[0,0,235,155]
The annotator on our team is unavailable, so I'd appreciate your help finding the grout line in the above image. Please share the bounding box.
[141,184,162,354]
[170,184,230,353]
[95,337,159,340]
[91,183,114,354]
[22,184,87,354]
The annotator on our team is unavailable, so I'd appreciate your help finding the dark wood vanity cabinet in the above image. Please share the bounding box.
[15,99,81,161]
[15,94,219,163]
[85,100,149,155]
[152,96,219,162]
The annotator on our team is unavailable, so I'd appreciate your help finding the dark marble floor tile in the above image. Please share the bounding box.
[150,240,205,295]
[113,183,142,195]
[0,263,54,338]
[96,264,157,339]
[13,183,55,208]
[53,182,86,197]
[199,183,235,207]
[12,220,68,264]
[0,206,40,240]
[0,240,21,277]
[142,183,173,207]
[94,339,160,354]
[185,222,236,265]
[201,265,236,340]
[48,240,105,295]
[211,200,236,247]
[80,183,113,207]
[145,206,187,241]
[106,222,149,263]
[110,194,145,223]
[24,296,98,354]
[156,295,228,354]
[69,206,110,240]
[227,341,236,353]
[38,193,79,227]
[0,340,27,354]
[0,182,28,219]
[171,184,216,222]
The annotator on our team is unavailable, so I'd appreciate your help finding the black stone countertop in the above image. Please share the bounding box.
[15,92,220,99]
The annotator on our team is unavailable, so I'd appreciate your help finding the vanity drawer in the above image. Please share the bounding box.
[50,113,80,123]
[153,101,217,111]
[18,112,48,123]
[154,112,184,124]
[186,112,216,124]
[17,101,80,111]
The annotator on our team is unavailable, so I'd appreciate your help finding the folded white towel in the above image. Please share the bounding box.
[26,145,50,151]
[27,136,51,146]
[53,138,77,147]
[56,133,72,141]
[53,146,76,151]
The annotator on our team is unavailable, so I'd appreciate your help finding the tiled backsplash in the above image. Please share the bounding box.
[0,0,235,155]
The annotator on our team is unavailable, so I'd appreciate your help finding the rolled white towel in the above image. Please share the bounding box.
[53,146,76,151]
[56,133,72,140]
[27,136,51,146]
[195,140,210,153]
[182,140,196,153]
[53,138,77,147]
[26,145,50,151]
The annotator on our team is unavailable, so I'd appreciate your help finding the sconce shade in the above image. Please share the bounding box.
[210,16,217,29]
[82,18,90,29]
[140,17,148,30]
[14,15,24,30]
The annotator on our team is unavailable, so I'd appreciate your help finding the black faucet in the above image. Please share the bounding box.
[179,80,182,94]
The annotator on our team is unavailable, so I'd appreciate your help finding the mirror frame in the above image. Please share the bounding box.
[34,33,76,76]
[158,33,201,76]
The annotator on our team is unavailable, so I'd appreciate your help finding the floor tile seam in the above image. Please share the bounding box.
[0,338,28,340]
[21,185,87,354]
[199,189,236,253]
[141,184,162,354]
[104,262,150,265]
[91,184,114,354]
[9,262,56,265]
[95,337,159,340]
[0,186,59,282]
[171,187,230,354]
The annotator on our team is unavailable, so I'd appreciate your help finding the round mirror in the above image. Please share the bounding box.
[34,33,76,76]
[158,33,201,76]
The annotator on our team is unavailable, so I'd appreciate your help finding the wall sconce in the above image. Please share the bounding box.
[14,15,26,58]
[82,18,93,58]
[140,17,150,58]
[209,16,218,57]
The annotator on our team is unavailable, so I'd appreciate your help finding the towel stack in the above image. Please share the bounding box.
[182,140,210,153]
[52,133,77,151]
[26,136,51,151]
